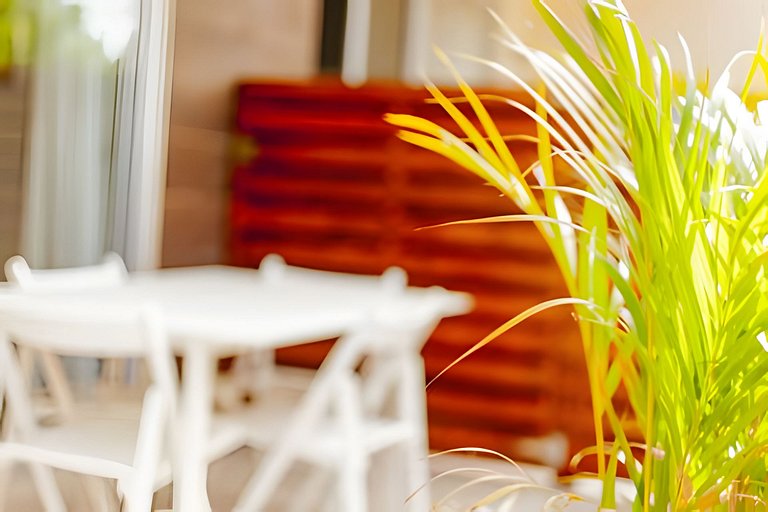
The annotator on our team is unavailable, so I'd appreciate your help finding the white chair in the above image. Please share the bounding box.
[217,253,326,408]
[230,270,450,512]
[4,253,128,292]
[0,299,176,511]
[3,253,131,419]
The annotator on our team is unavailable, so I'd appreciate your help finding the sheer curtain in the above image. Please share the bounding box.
[110,0,175,271]
[21,0,124,268]
[21,0,174,271]
[20,0,174,382]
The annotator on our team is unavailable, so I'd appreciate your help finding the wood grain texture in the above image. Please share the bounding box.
[231,79,592,468]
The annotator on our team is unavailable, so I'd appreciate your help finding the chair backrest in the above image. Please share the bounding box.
[234,264,456,510]
[0,298,178,464]
[4,253,128,291]
[256,252,454,367]
[4,253,133,392]
[277,270,455,432]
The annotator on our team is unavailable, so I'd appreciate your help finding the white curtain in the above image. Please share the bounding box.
[21,0,174,271]
[110,0,175,271]
[21,0,125,268]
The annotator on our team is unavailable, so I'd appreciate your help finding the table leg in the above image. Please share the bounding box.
[174,344,216,511]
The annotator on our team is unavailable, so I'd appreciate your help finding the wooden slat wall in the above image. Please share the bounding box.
[231,80,594,466]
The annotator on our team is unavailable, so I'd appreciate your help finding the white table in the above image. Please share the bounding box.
[7,264,472,509]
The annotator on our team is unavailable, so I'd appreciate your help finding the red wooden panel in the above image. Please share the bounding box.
[230,79,592,468]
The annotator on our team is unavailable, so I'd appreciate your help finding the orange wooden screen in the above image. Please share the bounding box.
[230,79,595,467]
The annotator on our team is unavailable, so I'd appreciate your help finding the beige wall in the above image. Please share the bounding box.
[367,0,404,81]
[162,0,322,267]
[427,0,767,86]
[0,71,26,279]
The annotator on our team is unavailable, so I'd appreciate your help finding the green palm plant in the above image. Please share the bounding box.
[387,1,768,510]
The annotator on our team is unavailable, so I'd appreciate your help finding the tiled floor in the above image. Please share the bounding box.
[2,449,603,511]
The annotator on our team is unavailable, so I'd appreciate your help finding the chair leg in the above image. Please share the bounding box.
[28,463,67,512]
[233,392,331,511]
[152,483,173,510]
[100,358,124,386]
[119,475,155,512]
[125,387,165,512]
[232,451,285,512]
[401,440,431,512]
[122,491,154,512]
[399,355,431,512]
[336,373,367,512]
[368,447,403,512]
[337,457,367,512]
[17,347,35,389]
[233,350,275,397]
[38,351,74,420]
[83,475,119,511]
[0,462,65,512]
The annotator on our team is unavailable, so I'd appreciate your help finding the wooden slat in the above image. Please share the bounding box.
[424,353,554,391]
[427,390,554,434]
[233,206,386,238]
[230,80,594,468]
[397,254,566,291]
[427,424,553,465]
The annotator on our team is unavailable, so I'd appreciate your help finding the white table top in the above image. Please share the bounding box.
[2,264,473,355]
[0,263,473,511]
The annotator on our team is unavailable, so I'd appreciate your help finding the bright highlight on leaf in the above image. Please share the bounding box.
[387,0,768,510]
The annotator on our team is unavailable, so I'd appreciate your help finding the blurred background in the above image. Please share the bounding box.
[1,0,767,472]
